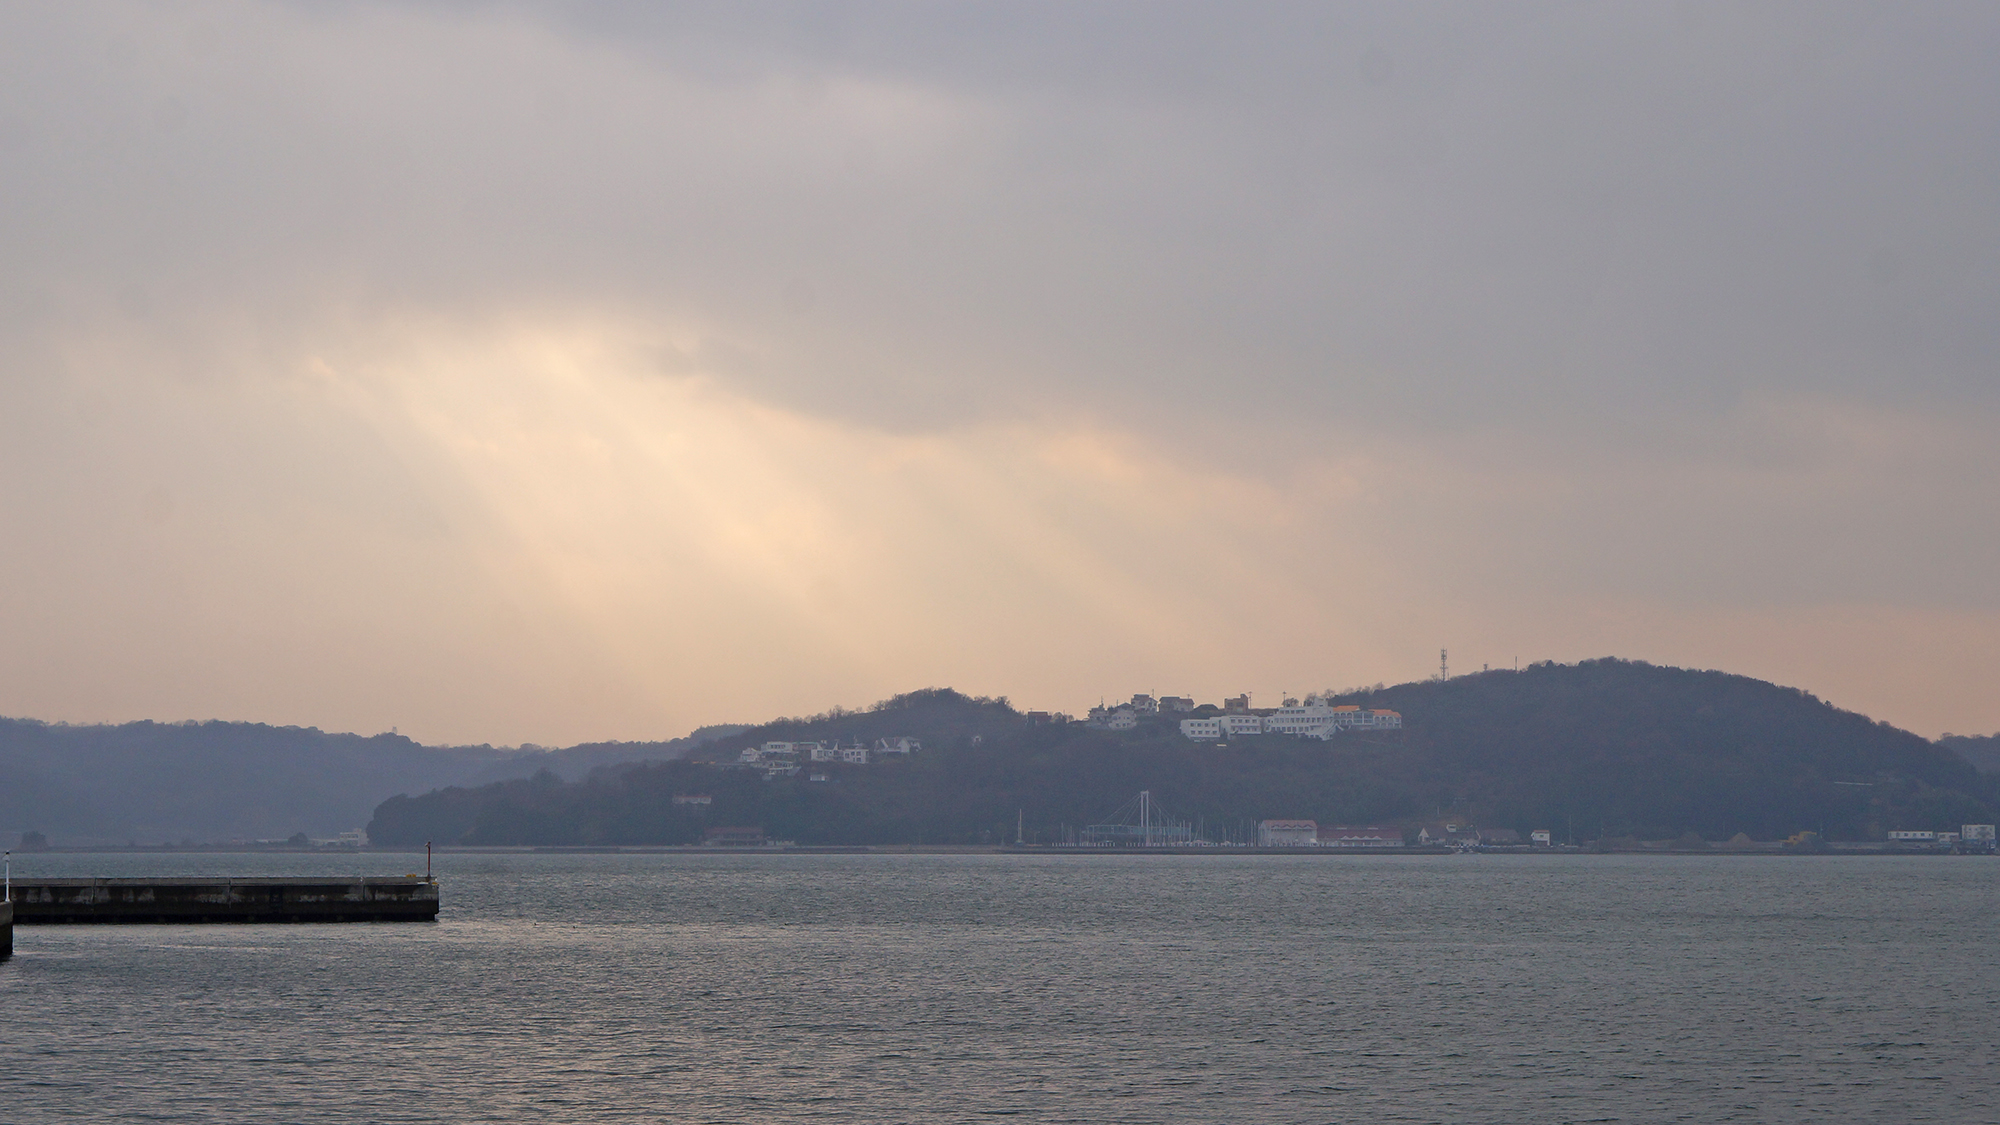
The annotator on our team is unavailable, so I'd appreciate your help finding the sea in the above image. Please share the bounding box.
[2,851,1995,1124]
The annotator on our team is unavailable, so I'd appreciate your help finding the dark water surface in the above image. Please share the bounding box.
[2,852,1995,1123]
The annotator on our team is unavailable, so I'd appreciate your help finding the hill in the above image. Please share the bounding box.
[367,664,1998,847]
[0,718,739,845]
[1940,733,2000,775]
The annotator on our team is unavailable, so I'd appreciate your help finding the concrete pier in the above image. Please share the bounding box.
[9,877,438,924]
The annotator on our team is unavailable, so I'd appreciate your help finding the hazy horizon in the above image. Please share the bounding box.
[4,2,1996,744]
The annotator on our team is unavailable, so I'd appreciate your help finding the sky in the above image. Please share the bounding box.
[1,0,1996,744]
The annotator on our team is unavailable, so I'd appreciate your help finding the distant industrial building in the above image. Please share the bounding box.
[1885,826,1997,852]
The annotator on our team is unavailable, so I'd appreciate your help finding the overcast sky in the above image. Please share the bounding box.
[2,0,1995,744]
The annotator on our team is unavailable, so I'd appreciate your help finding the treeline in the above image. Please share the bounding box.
[0,715,737,844]
[1940,732,2000,775]
[371,665,1998,846]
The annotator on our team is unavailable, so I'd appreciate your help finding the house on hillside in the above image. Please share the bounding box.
[1218,714,1264,737]
[739,742,803,777]
[1179,717,1224,741]
[1258,699,1404,739]
[1086,704,1141,730]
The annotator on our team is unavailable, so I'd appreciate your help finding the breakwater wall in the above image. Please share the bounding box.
[10,877,438,924]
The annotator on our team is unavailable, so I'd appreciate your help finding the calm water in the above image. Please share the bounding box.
[2,852,1995,1123]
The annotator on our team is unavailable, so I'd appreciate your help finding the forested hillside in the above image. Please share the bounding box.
[1940,733,2000,774]
[0,718,735,844]
[369,663,1998,846]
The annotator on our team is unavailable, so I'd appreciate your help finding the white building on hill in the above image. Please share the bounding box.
[1179,717,1224,740]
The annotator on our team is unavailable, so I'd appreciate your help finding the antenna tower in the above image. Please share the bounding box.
[1440,648,1448,682]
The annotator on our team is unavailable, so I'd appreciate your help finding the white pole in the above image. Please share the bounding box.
[4,850,10,902]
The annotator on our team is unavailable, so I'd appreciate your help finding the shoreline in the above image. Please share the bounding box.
[15,844,1994,857]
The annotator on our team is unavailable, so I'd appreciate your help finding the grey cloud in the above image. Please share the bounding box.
[6,1,1995,429]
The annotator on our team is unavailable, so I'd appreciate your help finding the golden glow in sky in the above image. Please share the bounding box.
[2,2,1996,742]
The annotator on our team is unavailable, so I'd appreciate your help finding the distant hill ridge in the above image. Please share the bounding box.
[0,717,742,844]
[1939,733,2000,775]
[368,661,2000,847]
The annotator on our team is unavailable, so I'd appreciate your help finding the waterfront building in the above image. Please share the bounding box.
[1418,822,1478,847]
[1319,826,1402,847]
[1258,819,1318,847]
